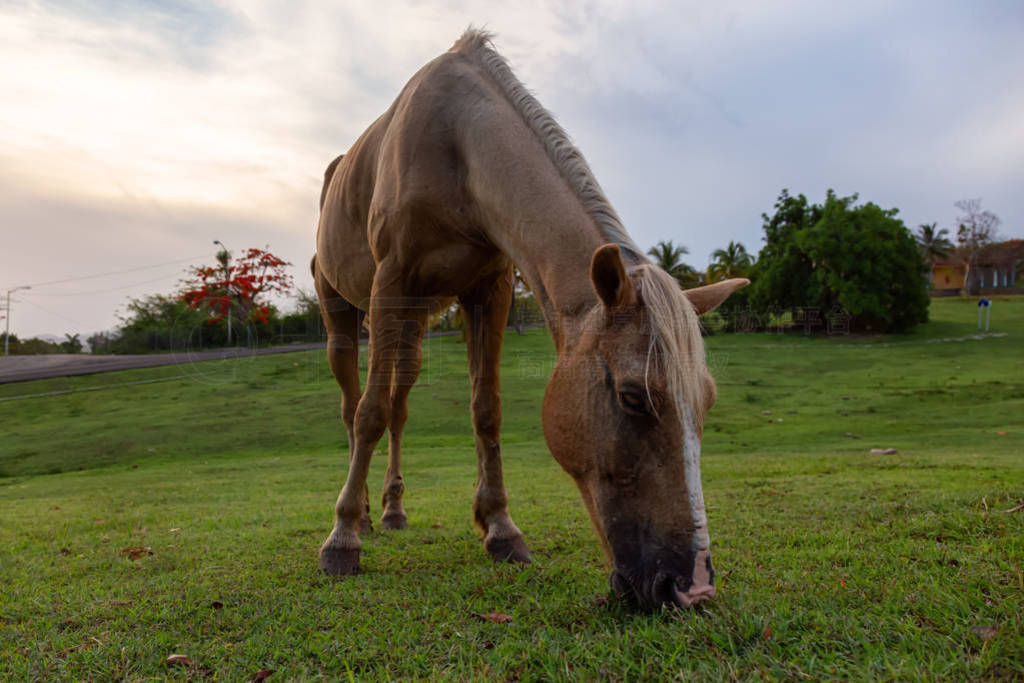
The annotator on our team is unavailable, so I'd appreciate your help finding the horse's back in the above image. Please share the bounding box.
[316,50,516,309]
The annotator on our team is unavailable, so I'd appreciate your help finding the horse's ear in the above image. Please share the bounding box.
[684,278,750,315]
[591,244,636,308]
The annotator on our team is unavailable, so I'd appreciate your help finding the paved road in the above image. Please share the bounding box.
[0,343,327,384]
[0,327,529,384]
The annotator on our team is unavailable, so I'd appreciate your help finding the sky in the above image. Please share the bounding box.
[1,0,1022,339]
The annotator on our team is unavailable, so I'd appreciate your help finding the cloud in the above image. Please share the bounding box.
[1,0,1022,337]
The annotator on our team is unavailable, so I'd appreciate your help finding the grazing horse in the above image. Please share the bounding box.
[313,29,748,610]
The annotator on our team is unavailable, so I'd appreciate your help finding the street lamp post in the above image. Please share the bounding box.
[213,240,232,346]
[4,286,31,356]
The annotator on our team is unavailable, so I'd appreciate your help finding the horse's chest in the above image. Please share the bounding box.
[401,243,507,296]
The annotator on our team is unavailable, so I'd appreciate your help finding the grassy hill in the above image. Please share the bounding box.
[1,297,1021,678]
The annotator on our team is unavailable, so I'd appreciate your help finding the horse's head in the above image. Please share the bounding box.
[543,244,747,611]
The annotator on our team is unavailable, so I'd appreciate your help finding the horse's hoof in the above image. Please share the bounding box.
[486,535,531,564]
[359,517,373,535]
[319,547,361,576]
[380,512,408,530]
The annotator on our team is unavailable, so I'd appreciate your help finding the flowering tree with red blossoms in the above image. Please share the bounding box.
[181,248,294,325]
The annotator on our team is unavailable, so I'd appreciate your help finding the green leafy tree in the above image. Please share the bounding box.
[6,336,61,354]
[647,240,700,287]
[708,241,754,281]
[751,189,929,332]
[279,288,325,342]
[109,294,213,352]
[59,333,82,354]
[750,190,821,310]
[914,222,954,265]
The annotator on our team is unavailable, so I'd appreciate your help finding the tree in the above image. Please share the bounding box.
[751,189,929,333]
[708,241,754,281]
[647,240,699,287]
[181,247,294,327]
[914,222,954,265]
[279,288,325,342]
[954,199,1001,294]
[59,333,82,354]
[749,189,821,311]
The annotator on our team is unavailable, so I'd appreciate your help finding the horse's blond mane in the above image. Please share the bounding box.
[451,28,645,264]
[452,28,708,427]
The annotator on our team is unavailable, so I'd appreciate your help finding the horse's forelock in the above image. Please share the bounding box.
[632,265,709,431]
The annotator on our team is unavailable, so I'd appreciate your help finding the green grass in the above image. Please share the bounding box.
[1,297,1022,679]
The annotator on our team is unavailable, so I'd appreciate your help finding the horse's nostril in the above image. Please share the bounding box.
[609,570,632,598]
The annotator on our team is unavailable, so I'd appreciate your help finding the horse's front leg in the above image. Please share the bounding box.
[319,281,427,574]
[460,270,531,563]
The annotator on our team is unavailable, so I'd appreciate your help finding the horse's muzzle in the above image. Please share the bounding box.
[610,548,716,610]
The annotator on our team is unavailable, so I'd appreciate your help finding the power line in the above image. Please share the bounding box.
[5,254,207,290]
[24,270,190,297]
[17,297,89,327]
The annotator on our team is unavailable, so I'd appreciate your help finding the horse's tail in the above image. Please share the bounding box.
[319,153,345,210]
[312,153,345,288]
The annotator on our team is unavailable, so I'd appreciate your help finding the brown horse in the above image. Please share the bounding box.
[313,29,747,610]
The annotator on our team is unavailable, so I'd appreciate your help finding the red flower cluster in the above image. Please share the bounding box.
[180,248,294,324]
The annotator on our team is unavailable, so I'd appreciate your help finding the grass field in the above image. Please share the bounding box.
[2,296,1022,679]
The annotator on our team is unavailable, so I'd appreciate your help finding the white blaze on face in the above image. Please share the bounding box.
[681,402,710,551]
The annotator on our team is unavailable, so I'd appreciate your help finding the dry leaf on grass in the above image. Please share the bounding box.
[119,547,153,560]
[251,669,275,681]
[970,625,998,640]
[474,612,513,623]
[166,654,191,666]
[761,625,773,641]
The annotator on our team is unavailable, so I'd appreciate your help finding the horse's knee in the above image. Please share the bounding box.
[354,400,388,441]
[471,398,501,441]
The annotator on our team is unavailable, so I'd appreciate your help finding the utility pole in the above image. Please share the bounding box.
[4,285,31,355]
[213,239,232,346]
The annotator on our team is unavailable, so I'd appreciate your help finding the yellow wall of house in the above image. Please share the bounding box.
[932,265,964,289]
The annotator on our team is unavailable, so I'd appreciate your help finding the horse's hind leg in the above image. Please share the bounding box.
[460,269,531,564]
[314,265,371,534]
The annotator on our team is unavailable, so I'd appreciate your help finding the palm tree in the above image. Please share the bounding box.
[647,240,698,287]
[915,223,954,265]
[708,241,753,281]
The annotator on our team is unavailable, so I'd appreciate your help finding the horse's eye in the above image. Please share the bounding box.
[618,390,648,415]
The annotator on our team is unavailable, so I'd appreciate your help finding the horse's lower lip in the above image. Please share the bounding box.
[674,583,716,608]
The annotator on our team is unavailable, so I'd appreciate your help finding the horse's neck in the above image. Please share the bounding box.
[507,222,604,343]
[459,99,645,350]
[473,167,617,350]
